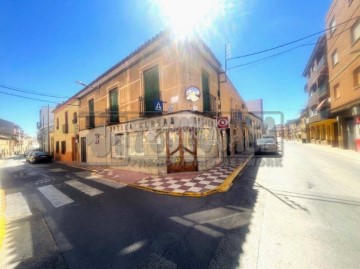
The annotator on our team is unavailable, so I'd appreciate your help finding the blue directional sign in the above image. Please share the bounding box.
[153,100,163,112]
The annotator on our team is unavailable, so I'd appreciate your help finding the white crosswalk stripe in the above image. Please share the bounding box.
[72,172,125,189]
[38,185,74,208]
[5,192,32,222]
[65,180,103,196]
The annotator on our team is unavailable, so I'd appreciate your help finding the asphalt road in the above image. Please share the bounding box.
[0,142,359,269]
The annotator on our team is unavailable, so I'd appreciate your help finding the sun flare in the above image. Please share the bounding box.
[153,0,227,40]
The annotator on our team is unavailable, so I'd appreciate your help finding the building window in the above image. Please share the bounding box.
[112,133,126,158]
[353,67,360,87]
[56,118,59,129]
[72,112,77,124]
[61,141,66,154]
[351,20,360,44]
[56,141,59,153]
[330,17,336,35]
[334,84,341,99]
[331,50,339,66]
[86,99,95,128]
[129,132,144,156]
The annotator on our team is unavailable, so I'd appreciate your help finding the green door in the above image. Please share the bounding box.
[144,66,160,115]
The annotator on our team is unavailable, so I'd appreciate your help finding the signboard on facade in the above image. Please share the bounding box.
[185,86,200,102]
[217,117,229,129]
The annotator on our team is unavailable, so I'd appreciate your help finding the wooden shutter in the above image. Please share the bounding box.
[202,71,210,111]
[144,67,160,113]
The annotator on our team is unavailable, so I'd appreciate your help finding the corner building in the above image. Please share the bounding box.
[57,32,250,174]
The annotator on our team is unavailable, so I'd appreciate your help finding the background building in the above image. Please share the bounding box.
[53,100,79,162]
[303,35,337,146]
[0,118,24,157]
[37,106,55,153]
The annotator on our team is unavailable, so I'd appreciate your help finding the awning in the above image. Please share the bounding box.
[316,99,327,111]
[309,118,337,127]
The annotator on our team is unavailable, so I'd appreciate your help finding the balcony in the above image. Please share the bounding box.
[105,106,119,125]
[306,55,328,90]
[203,93,217,117]
[139,93,163,117]
[308,90,319,108]
[309,108,330,123]
[317,82,329,98]
[85,116,95,129]
[230,109,243,124]
[62,124,69,134]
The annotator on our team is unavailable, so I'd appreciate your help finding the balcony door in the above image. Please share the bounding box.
[144,66,160,116]
[108,89,119,124]
[166,128,198,173]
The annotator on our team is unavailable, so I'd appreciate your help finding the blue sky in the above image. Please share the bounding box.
[0,0,332,136]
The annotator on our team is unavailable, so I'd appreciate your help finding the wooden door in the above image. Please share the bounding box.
[166,128,197,173]
[81,137,87,163]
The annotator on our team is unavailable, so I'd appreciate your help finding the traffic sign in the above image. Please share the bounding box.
[153,100,163,112]
[217,117,229,129]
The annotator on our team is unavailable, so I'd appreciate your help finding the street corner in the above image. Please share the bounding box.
[217,153,254,192]
[130,153,255,197]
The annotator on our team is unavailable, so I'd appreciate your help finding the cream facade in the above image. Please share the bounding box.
[55,32,255,174]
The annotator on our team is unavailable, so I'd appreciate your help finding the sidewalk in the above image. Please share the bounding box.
[64,151,254,197]
[286,140,360,162]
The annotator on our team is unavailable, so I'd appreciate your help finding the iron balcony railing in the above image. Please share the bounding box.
[105,106,119,125]
[62,123,69,134]
[85,115,95,129]
[139,92,163,117]
[230,109,243,124]
[317,82,329,97]
[203,92,217,117]
[309,108,330,123]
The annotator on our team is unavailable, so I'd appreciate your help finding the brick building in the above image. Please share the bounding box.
[326,0,360,150]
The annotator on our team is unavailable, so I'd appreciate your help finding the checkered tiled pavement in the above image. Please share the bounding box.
[60,152,253,195]
[132,156,250,194]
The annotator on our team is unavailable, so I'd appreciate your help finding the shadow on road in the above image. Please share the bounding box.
[4,156,263,269]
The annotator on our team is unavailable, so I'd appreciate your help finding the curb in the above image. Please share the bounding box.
[217,153,254,192]
[129,153,254,197]
[0,189,6,251]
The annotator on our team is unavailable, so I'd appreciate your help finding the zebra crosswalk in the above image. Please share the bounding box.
[4,178,122,220]
[37,185,74,208]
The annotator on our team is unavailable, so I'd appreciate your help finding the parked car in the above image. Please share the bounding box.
[28,151,53,164]
[24,148,41,158]
[256,137,278,153]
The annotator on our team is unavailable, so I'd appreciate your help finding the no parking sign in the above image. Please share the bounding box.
[217,117,229,129]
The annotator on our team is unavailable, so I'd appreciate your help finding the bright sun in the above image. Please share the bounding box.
[153,0,226,40]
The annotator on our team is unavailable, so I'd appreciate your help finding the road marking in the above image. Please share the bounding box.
[5,192,32,222]
[38,185,74,208]
[65,180,103,196]
[86,177,125,189]
[70,172,125,189]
